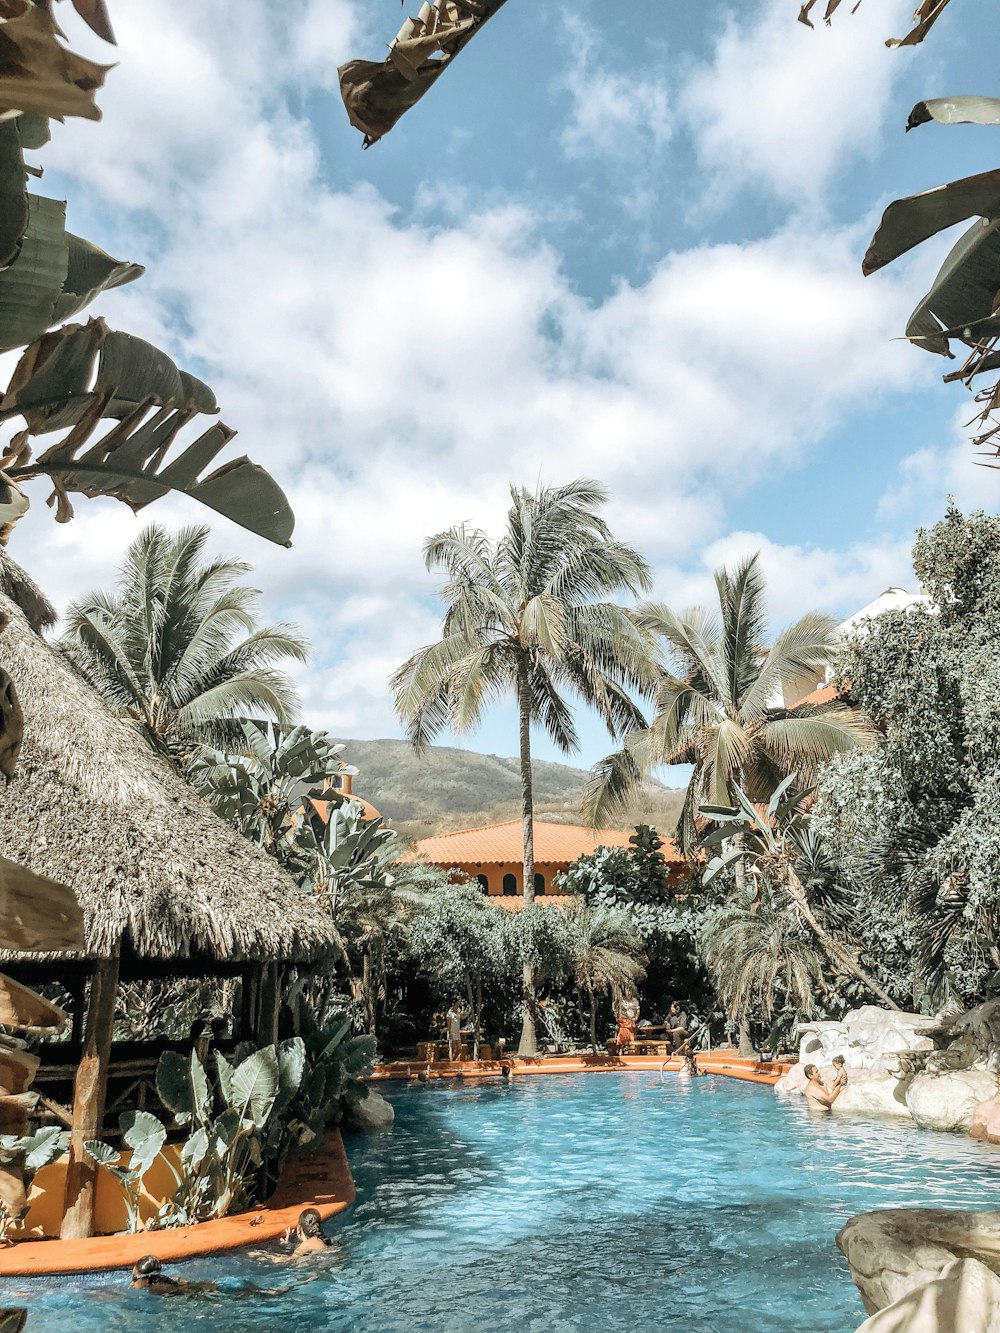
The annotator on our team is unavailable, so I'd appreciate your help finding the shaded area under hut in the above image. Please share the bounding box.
[0,555,339,1240]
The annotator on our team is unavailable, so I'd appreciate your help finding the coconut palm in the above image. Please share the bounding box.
[584,553,875,851]
[564,903,646,1053]
[391,479,656,1055]
[61,524,307,756]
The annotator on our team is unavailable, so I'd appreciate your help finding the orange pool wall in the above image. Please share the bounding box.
[0,1131,355,1278]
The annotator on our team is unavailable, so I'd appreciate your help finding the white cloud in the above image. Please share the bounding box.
[682,0,914,207]
[0,0,948,762]
[556,13,673,163]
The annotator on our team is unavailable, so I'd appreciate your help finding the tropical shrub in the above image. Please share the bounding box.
[0,1126,68,1241]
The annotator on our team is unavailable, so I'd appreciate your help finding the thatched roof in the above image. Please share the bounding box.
[0,557,338,963]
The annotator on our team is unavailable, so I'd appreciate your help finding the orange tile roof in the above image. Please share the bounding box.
[307,795,382,824]
[410,819,684,866]
[792,683,840,708]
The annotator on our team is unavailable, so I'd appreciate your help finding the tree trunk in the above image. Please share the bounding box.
[61,951,120,1239]
[786,868,901,1011]
[516,653,538,1057]
[362,952,375,1034]
[588,986,598,1054]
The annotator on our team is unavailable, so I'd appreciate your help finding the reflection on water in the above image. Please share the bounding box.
[16,1074,1000,1332]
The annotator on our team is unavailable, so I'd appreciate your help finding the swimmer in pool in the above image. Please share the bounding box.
[283,1208,335,1257]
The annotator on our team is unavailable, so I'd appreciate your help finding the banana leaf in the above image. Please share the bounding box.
[905,218,1000,355]
[798,0,954,46]
[863,169,1000,276]
[0,853,83,951]
[0,193,142,353]
[60,0,116,45]
[0,123,28,273]
[1,320,294,545]
[0,1,112,122]
[0,1046,39,1097]
[907,96,1000,132]
[339,0,510,147]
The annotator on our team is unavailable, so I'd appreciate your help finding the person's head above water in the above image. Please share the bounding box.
[130,1256,178,1289]
[297,1208,332,1246]
[803,1063,818,1079]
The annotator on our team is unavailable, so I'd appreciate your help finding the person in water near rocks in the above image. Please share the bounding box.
[803,1063,844,1110]
[287,1208,334,1256]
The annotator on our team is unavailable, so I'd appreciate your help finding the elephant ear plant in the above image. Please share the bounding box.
[0,1125,68,1241]
[82,1016,375,1232]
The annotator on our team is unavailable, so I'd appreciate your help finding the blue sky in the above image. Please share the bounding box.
[11,0,1000,774]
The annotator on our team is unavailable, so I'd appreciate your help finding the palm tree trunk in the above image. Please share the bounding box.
[588,986,598,1054]
[362,952,375,1034]
[785,868,901,1011]
[516,654,538,1057]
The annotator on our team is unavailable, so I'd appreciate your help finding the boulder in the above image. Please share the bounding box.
[344,1087,394,1132]
[970,1095,1000,1145]
[905,1070,1000,1133]
[837,1209,1000,1317]
[797,1007,934,1073]
[833,1066,912,1119]
[854,1257,1000,1332]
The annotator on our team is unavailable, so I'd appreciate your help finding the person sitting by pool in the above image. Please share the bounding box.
[288,1208,334,1256]
[803,1063,844,1110]
[665,1001,690,1052]
[614,991,640,1052]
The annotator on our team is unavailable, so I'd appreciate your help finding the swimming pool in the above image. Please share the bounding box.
[10,1073,1000,1331]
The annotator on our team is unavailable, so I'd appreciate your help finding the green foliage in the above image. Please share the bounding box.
[562,901,646,1051]
[815,504,1000,1008]
[0,1121,69,1241]
[586,552,873,850]
[84,1111,166,1233]
[60,524,308,756]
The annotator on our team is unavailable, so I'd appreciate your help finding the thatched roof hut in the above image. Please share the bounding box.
[0,555,336,964]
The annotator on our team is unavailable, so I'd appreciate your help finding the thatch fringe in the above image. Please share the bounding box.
[0,558,337,963]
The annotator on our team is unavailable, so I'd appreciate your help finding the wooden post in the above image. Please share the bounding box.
[60,951,119,1239]
[256,963,281,1048]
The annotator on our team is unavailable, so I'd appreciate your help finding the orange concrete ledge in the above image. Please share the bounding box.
[374,1050,790,1086]
[0,1131,355,1278]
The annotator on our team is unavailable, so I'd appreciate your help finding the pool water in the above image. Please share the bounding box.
[10,1073,1000,1331]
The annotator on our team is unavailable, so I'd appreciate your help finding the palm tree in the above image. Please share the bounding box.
[564,903,646,1052]
[61,524,308,756]
[700,890,827,1043]
[585,553,874,851]
[392,479,656,1054]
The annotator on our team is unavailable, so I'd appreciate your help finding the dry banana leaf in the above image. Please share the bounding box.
[59,0,115,45]
[0,0,112,123]
[887,0,954,47]
[797,0,954,46]
[1,319,295,545]
[0,972,66,1032]
[908,97,1000,132]
[339,0,509,147]
[0,852,83,951]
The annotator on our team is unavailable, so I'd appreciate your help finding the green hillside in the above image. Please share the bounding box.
[335,738,685,846]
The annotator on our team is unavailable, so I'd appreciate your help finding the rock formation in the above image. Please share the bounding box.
[838,1209,1000,1332]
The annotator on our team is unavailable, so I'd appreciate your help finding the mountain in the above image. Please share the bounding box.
[334,738,685,846]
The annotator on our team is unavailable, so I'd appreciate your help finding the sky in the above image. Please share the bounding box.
[8,0,1000,772]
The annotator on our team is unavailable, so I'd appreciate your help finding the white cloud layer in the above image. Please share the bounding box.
[3,0,959,763]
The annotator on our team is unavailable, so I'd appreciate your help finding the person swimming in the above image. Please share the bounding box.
[289,1208,334,1256]
[130,1256,183,1293]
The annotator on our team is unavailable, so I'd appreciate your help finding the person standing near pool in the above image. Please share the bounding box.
[615,991,640,1051]
[446,1002,462,1061]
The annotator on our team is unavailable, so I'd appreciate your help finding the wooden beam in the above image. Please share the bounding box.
[60,952,119,1239]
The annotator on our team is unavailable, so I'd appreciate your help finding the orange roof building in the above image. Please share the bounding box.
[409,819,687,910]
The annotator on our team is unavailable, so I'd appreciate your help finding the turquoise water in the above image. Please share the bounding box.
[9,1073,1000,1331]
